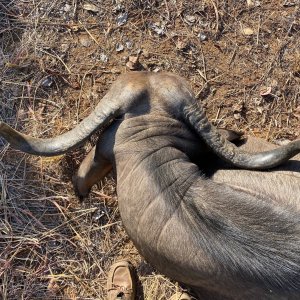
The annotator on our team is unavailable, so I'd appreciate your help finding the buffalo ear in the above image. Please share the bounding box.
[218,128,244,142]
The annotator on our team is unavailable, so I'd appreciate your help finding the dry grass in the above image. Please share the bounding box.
[0,1,299,299]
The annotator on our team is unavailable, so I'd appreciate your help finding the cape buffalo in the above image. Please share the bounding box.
[1,72,300,299]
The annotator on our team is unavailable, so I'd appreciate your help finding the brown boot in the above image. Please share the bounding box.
[169,292,192,300]
[107,260,136,300]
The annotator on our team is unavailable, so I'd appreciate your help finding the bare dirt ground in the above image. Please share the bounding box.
[0,1,299,299]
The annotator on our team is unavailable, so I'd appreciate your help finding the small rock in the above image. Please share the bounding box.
[198,33,208,41]
[83,3,99,12]
[116,43,124,52]
[93,209,105,221]
[149,22,166,36]
[185,15,196,25]
[242,27,254,35]
[79,34,92,47]
[100,53,108,63]
[125,40,133,49]
[61,43,69,53]
[116,12,128,26]
[246,0,261,7]
[41,76,54,88]
[63,4,71,12]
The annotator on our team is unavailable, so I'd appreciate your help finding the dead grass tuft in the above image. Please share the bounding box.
[1,0,299,299]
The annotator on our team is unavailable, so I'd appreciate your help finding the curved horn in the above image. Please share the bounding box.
[183,102,300,170]
[0,93,121,156]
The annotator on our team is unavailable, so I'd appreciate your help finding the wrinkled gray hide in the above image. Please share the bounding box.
[1,72,299,299]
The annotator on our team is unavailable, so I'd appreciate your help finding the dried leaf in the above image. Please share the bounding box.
[260,86,272,96]
[246,0,255,7]
[126,55,140,70]
[283,0,297,7]
[242,27,254,35]
[79,35,92,47]
[83,3,99,12]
